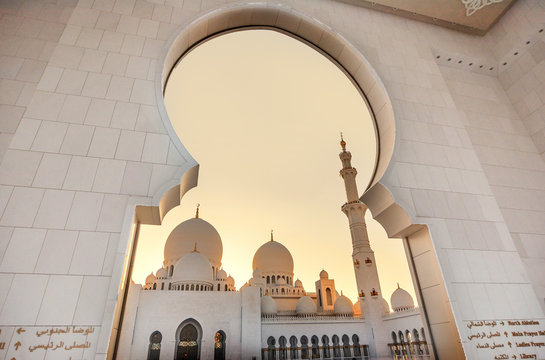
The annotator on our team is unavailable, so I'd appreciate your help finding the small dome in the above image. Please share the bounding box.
[164,218,223,266]
[391,286,415,312]
[226,275,234,285]
[156,267,168,279]
[252,268,262,278]
[319,269,329,279]
[216,268,227,280]
[145,273,156,284]
[294,279,303,288]
[261,296,277,315]
[296,296,317,315]
[353,300,362,316]
[382,298,390,314]
[252,240,294,274]
[171,251,213,284]
[334,294,354,315]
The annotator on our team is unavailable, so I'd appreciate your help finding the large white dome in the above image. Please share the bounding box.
[296,296,317,315]
[261,296,278,315]
[171,251,213,284]
[252,240,294,274]
[334,295,354,315]
[391,286,415,312]
[164,218,223,266]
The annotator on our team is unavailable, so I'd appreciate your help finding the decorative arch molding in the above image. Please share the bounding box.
[110,3,465,360]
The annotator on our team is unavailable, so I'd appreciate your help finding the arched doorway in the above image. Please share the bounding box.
[176,320,201,360]
[214,330,226,360]
[147,331,162,360]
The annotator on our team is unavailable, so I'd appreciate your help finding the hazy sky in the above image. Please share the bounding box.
[133,29,416,305]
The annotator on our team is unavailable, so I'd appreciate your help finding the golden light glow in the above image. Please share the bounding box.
[132,30,417,305]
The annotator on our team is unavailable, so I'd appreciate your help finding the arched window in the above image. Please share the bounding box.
[332,335,341,358]
[266,275,270,284]
[191,284,194,291]
[152,283,156,290]
[391,331,398,344]
[161,282,164,290]
[321,335,330,358]
[272,276,275,284]
[398,331,404,343]
[413,329,419,341]
[300,336,309,359]
[267,336,276,360]
[169,265,173,276]
[342,335,351,357]
[352,334,361,356]
[420,328,426,341]
[217,283,220,291]
[311,336,320,358]
[318,289,322,307]
[289,336,298,359]
[325,288,332,305]
[281,288,285,294]
[168,283,171,290]
[406,329,412,343]
[147,331,161,360]
[278,336,287,360]
[224,284,228,291]
[176,322,200,360]
[214,330,226,360]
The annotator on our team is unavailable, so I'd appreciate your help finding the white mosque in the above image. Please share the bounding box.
[117,139,431,360]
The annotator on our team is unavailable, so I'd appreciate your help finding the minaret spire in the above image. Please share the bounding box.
[338,134,387,357]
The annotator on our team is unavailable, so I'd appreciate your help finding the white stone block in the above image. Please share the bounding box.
[0,228,46,272]
[99,31,124,52]
[69,231,109,275]
[61,124,95,156]
[79,48,108,73]
[106,75,134,102]
[49,44,85,70]
[110,101,139,129]
[102,233,120,276]
[84,98,115,127]
[82,72,111,98]
[117,15,140,34]
[125,56,150,80]
[103,52,129,76]
[25,90,65,121]
[76,28,104,49]
[121,161,152,196]
[56,69,88,95]
[63,156,99,191]
[141,133,169,164]
[34,189,75,229]
[0,149,42,186]
[58,95,92,124]
[115,130,145,161]
[65,192,104,231]
[73,276,111,325]
[35,230,79,274]
[9,118,41,150]
[135,104,163,133]
[120,34,145,56]
[31,120,68,153]
[0,274,48,325]
[0,186,43,227]
[130,79,155,105]
[92,159,126,193]
[36,275,83,325]
[33,153,71,189]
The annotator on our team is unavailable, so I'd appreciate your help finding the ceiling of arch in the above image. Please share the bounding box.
[336,0,516,35]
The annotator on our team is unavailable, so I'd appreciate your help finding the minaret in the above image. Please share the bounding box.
[338,134,388,357]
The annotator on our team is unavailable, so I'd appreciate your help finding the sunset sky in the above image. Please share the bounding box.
[133,30,417,305]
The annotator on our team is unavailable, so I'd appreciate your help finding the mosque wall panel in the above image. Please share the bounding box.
[0,0,544,359]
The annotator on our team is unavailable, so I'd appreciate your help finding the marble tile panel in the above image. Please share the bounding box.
[33,153,71,189]
[63,156,99,191]
[0,227,46,273]
[69,231,109,275]
[35,230,78,274]
[34,189,75,229]
[36,275,83,325]
[65,192,104,231]
[0,273,48,325]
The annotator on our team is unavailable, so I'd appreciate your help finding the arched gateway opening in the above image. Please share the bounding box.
[107,4,464,360]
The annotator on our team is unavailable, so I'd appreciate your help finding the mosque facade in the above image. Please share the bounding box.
[117,141,429,359]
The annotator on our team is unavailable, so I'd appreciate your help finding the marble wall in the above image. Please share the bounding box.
[0,0,544,359]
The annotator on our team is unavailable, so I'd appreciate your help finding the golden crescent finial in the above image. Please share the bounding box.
[340,132,346,151]
[195,203,200,218]
[193,242,198,252]
[270,229,274,241]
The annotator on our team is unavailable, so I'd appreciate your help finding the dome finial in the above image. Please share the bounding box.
[340,132,346,151]
[397,282,400,289]
[195,203,200,218]
[270,229,274,241]
[193,242,198,253]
